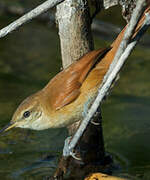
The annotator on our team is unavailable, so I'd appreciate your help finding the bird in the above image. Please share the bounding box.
[0,8,148,134]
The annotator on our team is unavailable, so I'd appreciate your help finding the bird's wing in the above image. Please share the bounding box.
[45,4,150,111]
[45,48,110,110]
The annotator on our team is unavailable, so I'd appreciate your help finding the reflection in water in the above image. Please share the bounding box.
[11,156,56,179]
[0,13,150,180]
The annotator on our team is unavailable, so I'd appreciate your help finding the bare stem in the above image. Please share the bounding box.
[0,0,64,38]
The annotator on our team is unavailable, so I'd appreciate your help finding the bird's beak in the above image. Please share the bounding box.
[0,122,17,133]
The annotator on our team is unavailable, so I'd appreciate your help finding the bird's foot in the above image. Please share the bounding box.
[90,107,102,126]
[90,120,100,125]
[63,136,82,161]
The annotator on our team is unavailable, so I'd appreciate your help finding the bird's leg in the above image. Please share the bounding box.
[90,106,102,125]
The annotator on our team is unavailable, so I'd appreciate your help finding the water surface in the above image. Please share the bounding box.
[0,4,150,180]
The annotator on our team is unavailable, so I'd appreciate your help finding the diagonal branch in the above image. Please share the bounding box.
[0,0,64,38]
[64,0,149,157]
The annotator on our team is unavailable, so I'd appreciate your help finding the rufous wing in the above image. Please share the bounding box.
[48,3,150,111]
[45,48,110,110]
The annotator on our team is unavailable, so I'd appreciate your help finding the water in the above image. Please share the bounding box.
[102,46,150,179]
[0,15,67,179]
[0,4,150,180]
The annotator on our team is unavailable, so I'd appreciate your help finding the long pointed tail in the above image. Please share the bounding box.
[96,5,150,69]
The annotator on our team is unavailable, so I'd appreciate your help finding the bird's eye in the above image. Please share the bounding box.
[23,111,30,118]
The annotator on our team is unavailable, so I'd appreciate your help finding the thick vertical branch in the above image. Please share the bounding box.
[56,0,94,68]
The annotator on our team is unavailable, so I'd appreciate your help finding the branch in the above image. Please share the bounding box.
[0,0,64,38]
[63,0,149,157]
[56,0,93,68]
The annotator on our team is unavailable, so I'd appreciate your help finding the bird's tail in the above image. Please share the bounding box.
[96,5,150,70]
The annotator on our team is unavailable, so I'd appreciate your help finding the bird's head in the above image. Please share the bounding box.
[0,92,50,133]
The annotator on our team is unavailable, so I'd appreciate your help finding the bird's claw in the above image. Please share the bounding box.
[90,120,100,125]
[90,107,101,125]
[63,136,82,161]
[70,150,82,161]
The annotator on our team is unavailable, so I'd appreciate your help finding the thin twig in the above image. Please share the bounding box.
[64,1,149,157]
[0,0,64,38]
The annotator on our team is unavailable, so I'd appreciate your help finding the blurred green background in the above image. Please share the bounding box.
[0,1,150,179]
